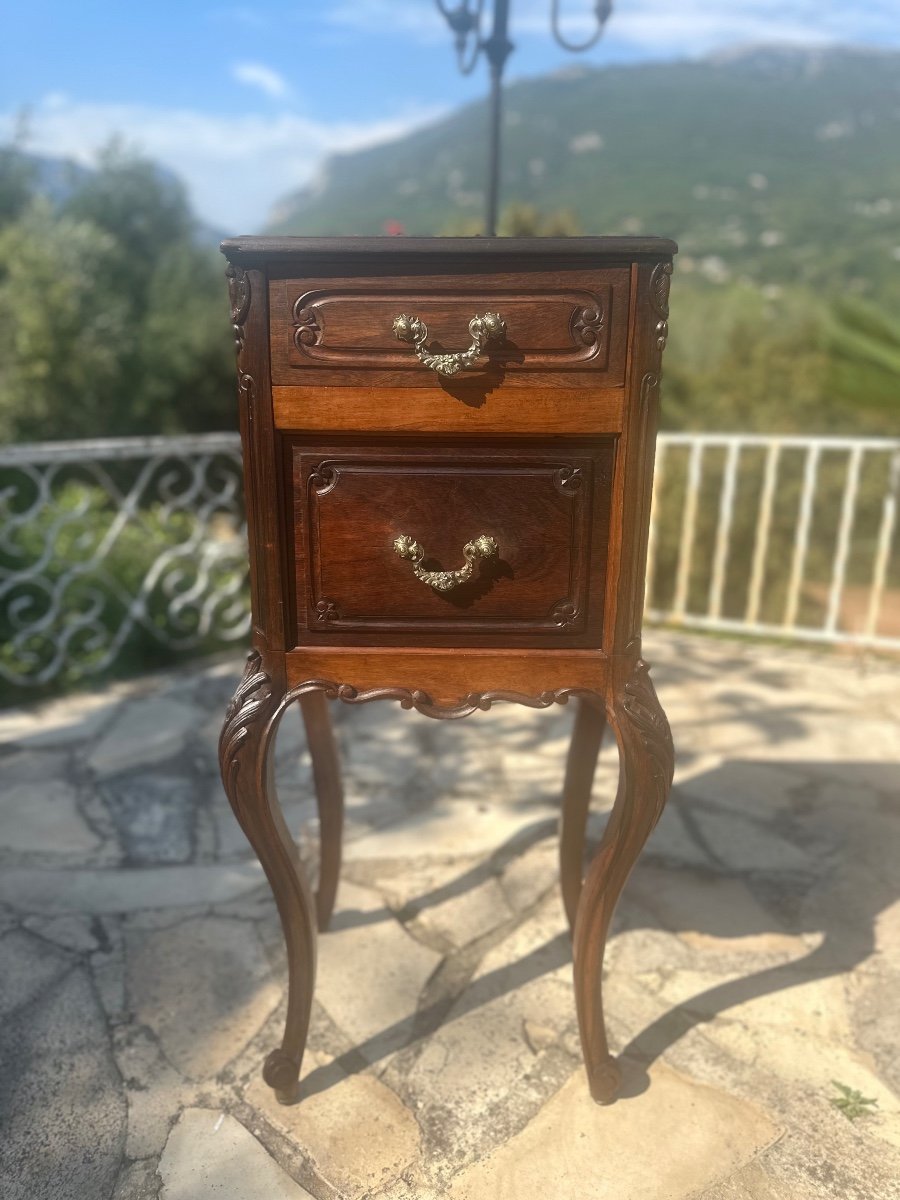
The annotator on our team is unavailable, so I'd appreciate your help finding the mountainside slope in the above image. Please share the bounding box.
[269,47,900,302]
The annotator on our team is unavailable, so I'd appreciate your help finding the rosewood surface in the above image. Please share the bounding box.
[219,235,675,1106]
[271,383,625,435]
[290,438,613,647]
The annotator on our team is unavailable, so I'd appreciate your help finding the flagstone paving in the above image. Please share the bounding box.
[1,631,899,1199]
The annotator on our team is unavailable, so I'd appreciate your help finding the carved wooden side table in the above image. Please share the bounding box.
[218,236,675,1106]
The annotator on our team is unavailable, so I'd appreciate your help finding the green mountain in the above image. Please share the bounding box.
[269,46,900,305]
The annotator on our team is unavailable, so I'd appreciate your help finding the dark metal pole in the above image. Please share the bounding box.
[482,0,513,236]
[435,2,612,236]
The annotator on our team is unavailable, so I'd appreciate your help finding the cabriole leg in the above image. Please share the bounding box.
[219,652,317,1104]
[559,697,607,934]
[572,659,674,1103]
[299,691,344,932]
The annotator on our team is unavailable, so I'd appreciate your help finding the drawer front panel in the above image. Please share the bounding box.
[291,441,614,647]
[270,267,630,388]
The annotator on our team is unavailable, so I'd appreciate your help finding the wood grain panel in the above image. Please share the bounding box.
[269,266,630,388]
[272,384,625,434]
[290,439,614,648]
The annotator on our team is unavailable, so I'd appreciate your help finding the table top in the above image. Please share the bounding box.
[221,235,678,265]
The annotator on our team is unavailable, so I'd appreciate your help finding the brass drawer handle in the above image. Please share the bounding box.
[392,312,506,377]
[393,533,498,592]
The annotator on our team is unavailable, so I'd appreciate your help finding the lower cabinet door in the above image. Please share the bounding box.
[290,439,615,648]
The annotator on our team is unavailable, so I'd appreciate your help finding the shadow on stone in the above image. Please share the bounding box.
[298,757,898,1109]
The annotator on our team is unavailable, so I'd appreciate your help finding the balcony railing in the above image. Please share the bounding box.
[647,434,900,651]
[0,434,248,695]
[1,431,898,694]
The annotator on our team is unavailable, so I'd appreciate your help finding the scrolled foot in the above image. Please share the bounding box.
[588,1056,623,1104]
[263,1048,301,1105]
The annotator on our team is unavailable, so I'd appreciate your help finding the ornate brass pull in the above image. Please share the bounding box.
[393,533,498,592]
[392,312,506,377]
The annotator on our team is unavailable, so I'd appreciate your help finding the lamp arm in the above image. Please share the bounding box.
[551,0,613,52]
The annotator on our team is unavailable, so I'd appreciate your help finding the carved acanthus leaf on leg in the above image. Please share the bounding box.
[619,657,675,829]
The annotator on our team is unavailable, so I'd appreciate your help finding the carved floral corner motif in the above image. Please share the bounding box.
[618,658,674,823]
[571,302,605,348]
[554,465,584,495]
[226,263,251,354]
[648,261,672,353]
[309,463,338,494]
[293,303,322,350]
[314,599,339,624]
[550,600,580,629]
[639,371,660,406]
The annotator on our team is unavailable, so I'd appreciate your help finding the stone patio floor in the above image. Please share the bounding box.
[1,630,900,1200]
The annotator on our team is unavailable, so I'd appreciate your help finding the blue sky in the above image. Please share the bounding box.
[2,1,898,231]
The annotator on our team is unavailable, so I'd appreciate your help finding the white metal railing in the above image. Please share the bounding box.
[647,434,900,651]
[2,431,898,694]
[0,433,248,693]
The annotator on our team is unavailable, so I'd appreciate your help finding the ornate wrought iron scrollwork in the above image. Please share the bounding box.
[0,436,249,689]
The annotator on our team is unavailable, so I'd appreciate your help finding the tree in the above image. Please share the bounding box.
[0,135,36,225]
[62,140,195,305]
[0,198,131,441]
[136,242,233,433]
[0,142,234,442]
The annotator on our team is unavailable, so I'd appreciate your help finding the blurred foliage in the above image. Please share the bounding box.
[0,141,233,444]
[663,280,899,435]
[441,201,582,237]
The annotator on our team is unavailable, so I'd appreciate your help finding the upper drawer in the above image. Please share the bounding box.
[269,266,631,388]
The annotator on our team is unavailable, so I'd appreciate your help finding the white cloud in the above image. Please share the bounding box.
[326,2,445,40]
[210,6,270,31]
[324,0,900,56]
[1,95,445,231]
[232,61,292,99]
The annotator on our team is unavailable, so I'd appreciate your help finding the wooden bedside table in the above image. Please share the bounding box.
[218,236,675,1106]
